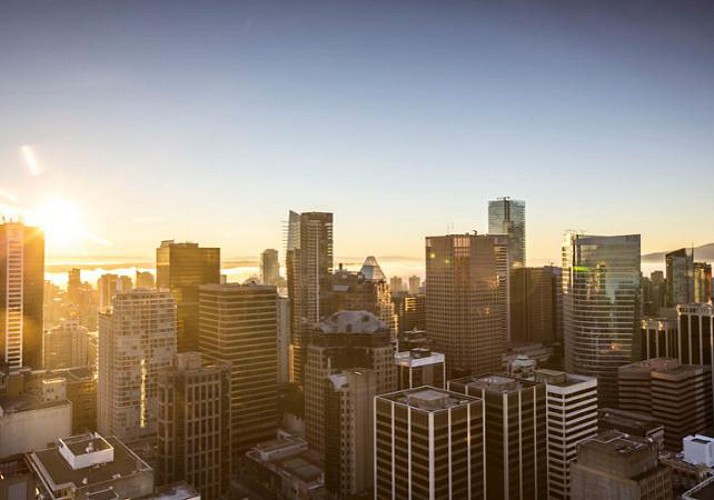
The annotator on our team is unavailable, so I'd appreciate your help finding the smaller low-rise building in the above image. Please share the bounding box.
[243,436,324,499]
[26,432,154,499]
[394,348,445,389]
[0,394,72,459]
[570,430,672,500]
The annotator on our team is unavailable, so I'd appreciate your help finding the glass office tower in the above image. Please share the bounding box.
[562,232,641,407]
[488,197,526,269]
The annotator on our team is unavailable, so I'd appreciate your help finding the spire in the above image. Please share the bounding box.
[360,256,386,281]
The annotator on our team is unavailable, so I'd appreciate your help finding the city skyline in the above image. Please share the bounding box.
[2,0,714,267]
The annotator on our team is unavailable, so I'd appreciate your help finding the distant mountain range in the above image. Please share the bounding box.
[642,243,714,262]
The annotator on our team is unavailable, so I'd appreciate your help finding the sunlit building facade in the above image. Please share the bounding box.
[156,240,220,352]
[488,197,526,270]
[562,232,641,407]
[97,289,177,445]
[260,248,280,287]
[375,387,486,500]
[426,233,508,377]
[285,210,333,386]
[666,248,694,307]
[0,221,44,372]
[198,283,279,456]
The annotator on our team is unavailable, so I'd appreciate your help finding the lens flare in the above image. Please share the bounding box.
[21,145,41,176]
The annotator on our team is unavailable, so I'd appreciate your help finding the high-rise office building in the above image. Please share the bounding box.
[285,211,333,386]
[677,303,714,375]
[135,270,155,289]
[408,275,421,294]
[488,197,526,270]
[43,315,90,369]
[533,369,598,500]
[426,233,509,377]
[392,292,426,333]
[260,248,280,287]
[389,275,405,293]
[97,273,119,312]
[277,296,290,384]
[375,387,486,500]
[563,232,641,407]
[641,317,678,360]
[304,310,396,456]
[199,283,279,455]
[157,352,231,499]
[618,358,713,450]
[67,268,82,305]
[694,262,712,304]
[156,240,220,352]
[325,369,377,498]
[511,266,562,345]
[324,260,397,334]
[666,248,694,307]
[570,430,672,500]
[97,289,177,445]
[0,221,44,371]
[449,374,548,500]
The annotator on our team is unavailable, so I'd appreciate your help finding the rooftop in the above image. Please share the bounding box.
[319,310,386,334]
[451,374,542,394]
[0,394,69,415]
[379,386,480,411]
[26,434,151,494]
[579,430,654,456]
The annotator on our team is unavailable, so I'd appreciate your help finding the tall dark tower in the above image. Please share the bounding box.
[0,221,44,371]
[156,240,220,352]
[285,211,333,386]
[425,233,509,378]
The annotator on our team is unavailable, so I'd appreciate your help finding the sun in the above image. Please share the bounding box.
[26,198,85,252]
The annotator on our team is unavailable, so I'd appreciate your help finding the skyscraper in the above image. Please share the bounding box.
[43,315,90,369]
[198,283,279,456]
[677,303,714,367]
[666,248,694,307]
[156,240,220,352]
[157,352,232,499]
[408,275,421,294]
[97,289,177,445]
[511,266,562,345]
[285,211,333,386]
[135,270,155,289]
[449,374,548,499]
[563,232,641,407]
[324,369,377,498]
[488,197,526,270]
[375,387,486,500]
[618,358,712,450]
[641,317,678,360]
[425,233,509,377]
[533,369,598,500]
[260,248,280,287]
[304,310,396,456]
[97,273,119,312]
[0,221,44,371]
[694,262,712,304]
[323,259,397,334]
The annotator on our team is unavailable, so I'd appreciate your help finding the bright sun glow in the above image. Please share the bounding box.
[26,199,85,251]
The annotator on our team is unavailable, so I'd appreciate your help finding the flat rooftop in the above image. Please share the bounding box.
[379,386,480,411]
[683,476,714,500]
[0,394,69,414]
[451,374,541,394]
[27,436,151,493]
[579,430,653,456]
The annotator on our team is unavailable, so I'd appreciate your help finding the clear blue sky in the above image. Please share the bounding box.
[1,0,713,265]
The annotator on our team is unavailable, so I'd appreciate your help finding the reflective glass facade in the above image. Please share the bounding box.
[488,198,526,269]
[562,233,641,407]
